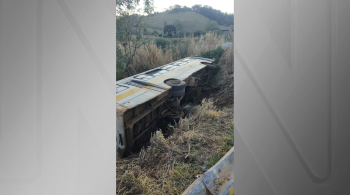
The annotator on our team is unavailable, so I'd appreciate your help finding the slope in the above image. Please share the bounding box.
[145,11,220,33]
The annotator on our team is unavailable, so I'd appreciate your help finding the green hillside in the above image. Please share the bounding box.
[145,11,221,33]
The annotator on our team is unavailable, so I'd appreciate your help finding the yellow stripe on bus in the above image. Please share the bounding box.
[116,60,202,103]
[116,88,143,102]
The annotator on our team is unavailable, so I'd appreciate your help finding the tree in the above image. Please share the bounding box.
[116,0,154,80]
[191,4,202,12]
[190,4,233,27]
[116,0,154,15]
[164,25,176,36]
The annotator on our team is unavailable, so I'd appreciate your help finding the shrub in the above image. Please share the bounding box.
[200,46,226,64]
[151,30,159,36]
[155,38,170,49]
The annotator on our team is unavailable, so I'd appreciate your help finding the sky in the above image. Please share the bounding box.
[152,0,234,14]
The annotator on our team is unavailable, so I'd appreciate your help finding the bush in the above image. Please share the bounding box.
[171,39,179,45]
[155,38,170,49]
[151,30,159,36]
[200,46,226,64]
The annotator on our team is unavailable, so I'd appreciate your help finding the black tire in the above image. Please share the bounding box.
[171,89,185,97]
[165,79,186,91]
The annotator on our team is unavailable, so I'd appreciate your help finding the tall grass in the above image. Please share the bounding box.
[117,31,229,79]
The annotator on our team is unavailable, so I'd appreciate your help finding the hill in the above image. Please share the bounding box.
[145,11,223,33]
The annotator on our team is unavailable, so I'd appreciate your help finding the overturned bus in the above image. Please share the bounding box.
[116,56,216,157]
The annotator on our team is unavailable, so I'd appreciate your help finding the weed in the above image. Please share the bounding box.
[200,46,226,64]
[205,156,222,167]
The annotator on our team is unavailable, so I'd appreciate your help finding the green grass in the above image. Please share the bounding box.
[205,156,222,167]
[145,11,213,33]
[190,150,199,156]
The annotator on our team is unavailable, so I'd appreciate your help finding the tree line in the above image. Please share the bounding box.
[151,4,234,27]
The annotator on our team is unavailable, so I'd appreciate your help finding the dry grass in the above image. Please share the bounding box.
[201,45,234,108]
[118,32,227,78]
[116,99,234,195]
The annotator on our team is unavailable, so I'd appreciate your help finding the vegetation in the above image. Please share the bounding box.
[145,11,212,33]
[117,99,234,194]
[193,30,206,37]
[163,25,176,36]
[205,21,220,32]
[116,2,234,194]
[162,4,234,27]
[116,31,228,79]
[154,38,170,49]
[116,30,234,194]
[116,0,154,80]
[200,46,226,64]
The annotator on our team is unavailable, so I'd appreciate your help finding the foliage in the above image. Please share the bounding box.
[200,46,226,64]
[116,0,155,79]
[163,4,234,27]
[154,38,170,49]
[191,4,234,26]
[116,0,154,15]
[151,30,159,36]
[116,45,125,80]
[164,25,176,35]
[116,13,150,77]
[168,4,192,13]
[194,30,206,37]
[117,32,226,79]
